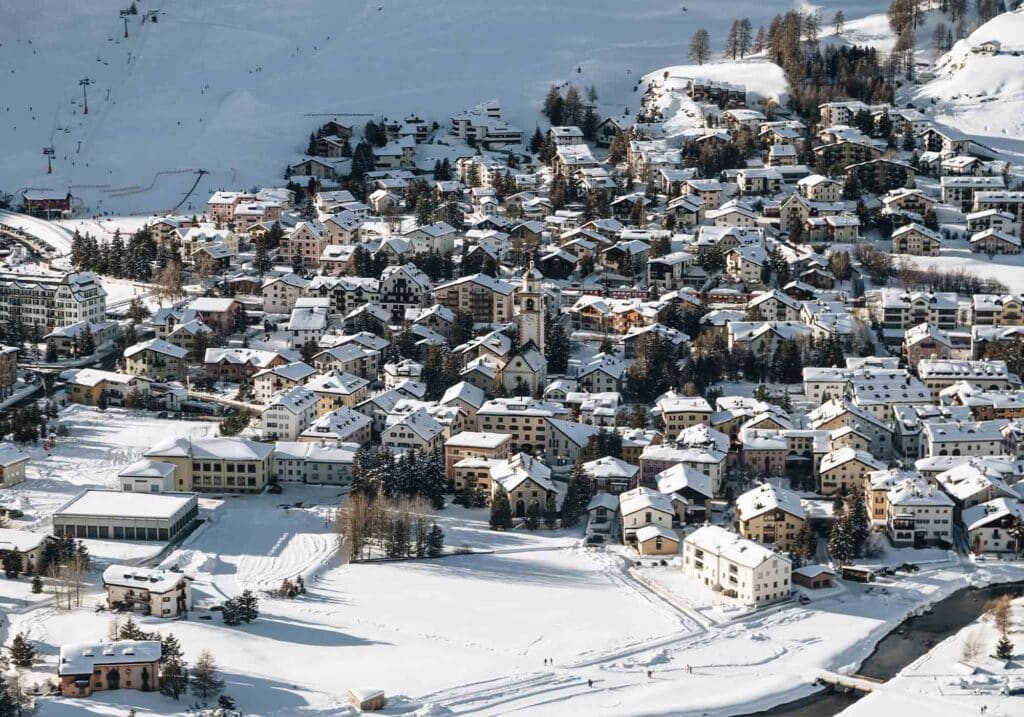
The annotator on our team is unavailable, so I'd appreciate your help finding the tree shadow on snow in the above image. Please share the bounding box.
[244,615,388,648]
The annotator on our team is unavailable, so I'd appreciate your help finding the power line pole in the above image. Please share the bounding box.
[43,146,55,174]
[120,9,130,39]
[79,78,93,114]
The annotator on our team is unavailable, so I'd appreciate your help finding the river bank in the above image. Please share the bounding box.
[744,564,1024,717]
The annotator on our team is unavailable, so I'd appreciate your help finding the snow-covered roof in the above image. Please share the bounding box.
[55,489,195,520]
[619,487,674,517]
[59,641,162,676]
[101,564,189,593]
[656,464,712,500]
[445,431,510,449]
[117,459,176,479]
[635,524,679,543]
[736,483,805,521]
[147,437,274,461]
[123,335,188,358]
[0,527,47,553]
[684,525,788,569]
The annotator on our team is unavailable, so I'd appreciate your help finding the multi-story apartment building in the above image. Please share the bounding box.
[682,525,792,607]
[870,289,959,331]
[0,270,106,331]
[886,478,954,547]
[970,294,1019,327]
[476,398,567,455]
[258,386,319,441]
[433,274,516,323]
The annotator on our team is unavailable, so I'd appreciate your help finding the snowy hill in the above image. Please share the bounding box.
[0,0,752,214]
[639,59,790,136]
[0,0,880,215]
[912,9,1024,161]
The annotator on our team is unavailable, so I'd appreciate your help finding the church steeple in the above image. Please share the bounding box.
[518,261,544,353]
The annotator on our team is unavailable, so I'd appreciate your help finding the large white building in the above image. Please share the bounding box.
[0,270,107,331]
[682,525,792,607]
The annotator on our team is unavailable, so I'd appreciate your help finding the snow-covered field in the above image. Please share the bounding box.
[5,407,1024,716]
[903,239,1024,290]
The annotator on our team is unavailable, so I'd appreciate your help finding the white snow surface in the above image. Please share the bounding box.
[0,0,879,215]
[912,8,1024,161]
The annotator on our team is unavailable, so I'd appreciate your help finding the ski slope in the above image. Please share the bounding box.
[1,0,885,216]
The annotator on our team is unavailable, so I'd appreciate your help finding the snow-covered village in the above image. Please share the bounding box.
[2,0,1024,715]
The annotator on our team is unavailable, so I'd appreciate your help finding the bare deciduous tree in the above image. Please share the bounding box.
[961,628,985,662]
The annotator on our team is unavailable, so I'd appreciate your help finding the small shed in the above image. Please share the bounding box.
[635,525,680,556]
[792,564,835,590]
[348,688,386,712]
[840,565,876,583]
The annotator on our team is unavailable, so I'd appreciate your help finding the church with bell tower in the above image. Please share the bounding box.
[518,261,545,353]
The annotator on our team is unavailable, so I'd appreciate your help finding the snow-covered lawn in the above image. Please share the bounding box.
[5,424,1024,717]
[161,487,342,599]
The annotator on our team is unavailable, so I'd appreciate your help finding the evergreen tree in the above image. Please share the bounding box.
[525,501,541,531]
[9,633,35,667]
[254,236,273,275]
[0,676,18,717]
[490,486,513,530]
[160,634,189,700]
[350,141,376,181]
[827,513,856,566]
[563,86,583,126]
[119,616,148,640]
[31,575,42,593]
[793,522,815,560]
[2,550,22,578]
[845,486,871,556]
[78,325,95,355]
[560,462,592,529]
[427,522,445,557]
[544,319,570,374]
[221,597,241,626]
[190,649,224,701]
[542,85,564,125]
[418,448,447,509]
[529,126,545,154]
[237,589,259,622]
[995,634,1014,660]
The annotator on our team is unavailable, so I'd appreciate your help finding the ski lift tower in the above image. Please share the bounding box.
[43,146,55,174]
[79,78,93,115]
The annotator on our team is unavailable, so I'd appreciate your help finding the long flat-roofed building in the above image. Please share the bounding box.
[52,489,198,542]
